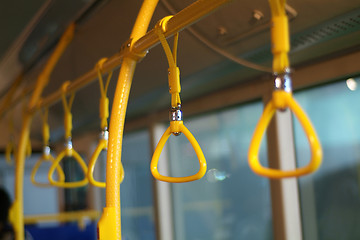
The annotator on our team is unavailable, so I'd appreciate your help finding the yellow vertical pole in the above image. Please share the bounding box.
[9,24,75,240]
[97,0,159,239]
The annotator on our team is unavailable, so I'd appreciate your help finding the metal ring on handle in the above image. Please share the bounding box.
[31,148,65,187]
[87,137,125,188]
[48,142,88,188]
[150,121,207,183]
[248,90,322,178]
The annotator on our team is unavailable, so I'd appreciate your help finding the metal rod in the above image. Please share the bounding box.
[33,0,234,113]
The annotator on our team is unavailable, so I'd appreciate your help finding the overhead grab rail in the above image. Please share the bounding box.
[48,82,88,188]
[248,0,322,178]
[87,58,124,188]
[150,16,207,183]
[31,108,65,187]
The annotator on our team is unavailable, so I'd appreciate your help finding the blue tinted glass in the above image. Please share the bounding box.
[168,101,273,240]
[121,130,156,240]
[293,77,360,240]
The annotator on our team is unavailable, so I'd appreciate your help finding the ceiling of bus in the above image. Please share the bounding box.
[0,0,360,146]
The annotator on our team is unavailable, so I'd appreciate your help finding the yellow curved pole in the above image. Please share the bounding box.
[151,121,207,183]
[97,1,159,239]
[10,23,75,240]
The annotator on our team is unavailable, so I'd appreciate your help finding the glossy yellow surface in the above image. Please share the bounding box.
[151,121,207,183]
[248,91,322,178]
[269,0,289,73]
[98,1,159,239]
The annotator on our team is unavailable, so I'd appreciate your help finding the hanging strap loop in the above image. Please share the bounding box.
[87,58,124,188]
[96,58,112,130]
[150,16,207,183]
[48,82,88,188]
[155,16,181,108]
[248,0,322,178]
[31,108,65,187]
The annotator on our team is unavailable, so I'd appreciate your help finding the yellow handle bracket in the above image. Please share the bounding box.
[248,91,322,178]
[151,121,207,183]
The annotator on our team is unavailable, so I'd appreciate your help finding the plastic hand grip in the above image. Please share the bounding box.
[48,149,88,188]
[248,91,322,178]
[87,139,124,188]
[151,121,207,183]
[31,154,65,187]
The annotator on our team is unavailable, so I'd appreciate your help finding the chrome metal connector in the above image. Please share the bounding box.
[274,68,292,93]
[169,104,183,122]
[100,129,109,141]
[43,145,51,156]
[65,137,73,150]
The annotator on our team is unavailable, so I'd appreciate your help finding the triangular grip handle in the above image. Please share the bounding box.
[248,91,322,178]
[88,139,124,188]
[48,149,88,188]
[151,122,207,183]
[31,154,65,187]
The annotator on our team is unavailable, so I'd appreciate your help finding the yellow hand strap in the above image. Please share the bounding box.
[48,82,88,188]
[96,58,112,130]
[248,91,322,178]
[87,59,124,188]
[151,16,207,183]
[31,108,65,187]
[155,16,181,108]
[248,0,322,178]
[269,0,289,74]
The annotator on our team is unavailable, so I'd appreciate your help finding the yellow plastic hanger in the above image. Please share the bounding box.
[48,82,88,188]
[87,58,124,188]
[5,111,15,165]
[31,108,65,187]
[150,16,207,183]
[248,0,322,178]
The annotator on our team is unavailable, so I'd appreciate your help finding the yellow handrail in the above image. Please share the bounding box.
[24,210,100,230]
[87,59,124,188]
[10,23,75,240]
[48,82,88,188]
[248,0,322,178]
[150,16,207,183]
[97,1,159,239]
[31,108,65,187]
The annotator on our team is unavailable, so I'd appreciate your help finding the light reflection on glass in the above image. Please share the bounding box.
[346,78,357,91]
